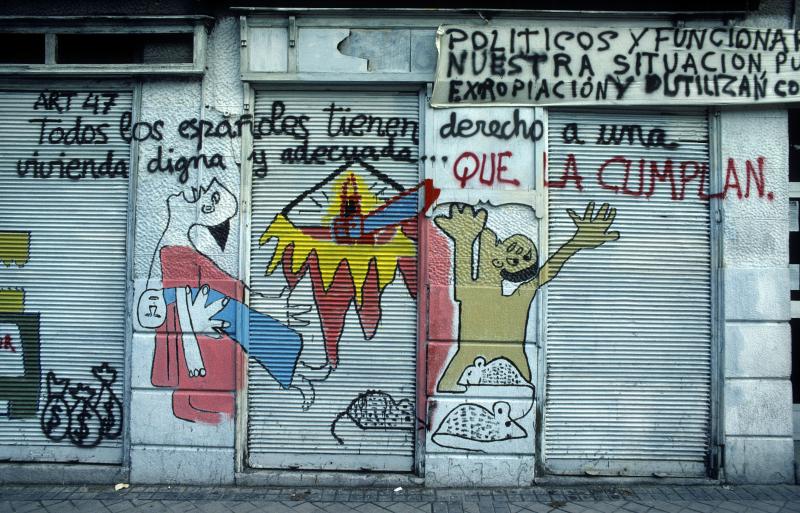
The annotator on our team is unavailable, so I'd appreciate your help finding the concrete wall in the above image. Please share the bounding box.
[130,16,243,485]
[717,0,794,484]
[720,109,793,483]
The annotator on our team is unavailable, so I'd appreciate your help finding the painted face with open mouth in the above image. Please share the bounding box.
[492,234,539,284]
[168,178,238,250]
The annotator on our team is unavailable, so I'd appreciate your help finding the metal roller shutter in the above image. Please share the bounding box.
[545,109,712,477]
[247,91,420,471]
[0,88,131,463]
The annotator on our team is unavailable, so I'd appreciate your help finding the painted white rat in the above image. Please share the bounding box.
[457,356,532,387]
[432,401,527,452]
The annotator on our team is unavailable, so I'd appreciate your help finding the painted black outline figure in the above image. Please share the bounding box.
[330,390,414,445]
[66,383,103,448]
[280,160,406,217]
[39,362,123,448]
[137,178,306,423]
[92,362,123,440]
[261,159,438,370]
[289,358,332,411]
[431,401,527,453]
[434,201,619,392]
[39,371,70,442]
[457,356,535,389]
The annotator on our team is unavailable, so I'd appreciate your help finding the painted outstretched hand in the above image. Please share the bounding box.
[434,203,488,243]
[185,285,231,338]
[176,285,231,378]
[568,202,620,250]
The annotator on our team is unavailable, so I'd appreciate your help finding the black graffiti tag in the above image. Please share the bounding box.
[40,363,123,448]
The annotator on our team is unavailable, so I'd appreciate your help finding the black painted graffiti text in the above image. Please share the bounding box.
[433,26,800,105]
[33,91,118,115]
[323,102,419,144]
[29,117,110,146]
[146,146,226,184]
[16,150,128,180]
[438,108,543,142]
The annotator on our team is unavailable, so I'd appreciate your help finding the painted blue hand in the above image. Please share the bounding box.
[163,287,302,389]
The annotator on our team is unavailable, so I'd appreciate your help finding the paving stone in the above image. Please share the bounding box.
[511,503,557,513]
[3,485,800,513]
[684,502,718,513]
[387,502,429,513]
[781,501,800,513]
[752,501,786,513]
[447,502,464,513]
[162,501,199,513]
[620,501,655,513]
[462,503,481,513]
[290,502,327,513]
[559,502,592,513]
[477,500,495,513]
[10,501,47,513]
[588,502,631,513]
[638,502,686,513]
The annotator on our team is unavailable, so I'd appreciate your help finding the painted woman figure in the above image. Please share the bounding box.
[137,178,302,424]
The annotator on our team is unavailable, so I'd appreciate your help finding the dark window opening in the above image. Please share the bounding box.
[793,319,800,403]
[57,33,193,64]
[0,33,45,64]
[790,110,800,183]
[790,108,800,402]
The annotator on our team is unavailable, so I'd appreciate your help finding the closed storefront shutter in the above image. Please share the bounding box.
[0,88,131,463]
[545,109,712,477]
[247,91,420,471]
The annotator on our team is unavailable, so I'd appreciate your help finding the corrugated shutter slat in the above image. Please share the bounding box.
[0,89,131,463]
[545,109,711,477]
[247,91,419,471]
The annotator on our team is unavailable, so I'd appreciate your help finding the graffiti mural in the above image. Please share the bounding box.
[137,178,305,423]
[428,201,618,454]
[434,201,618,393]
[244,95,428,469]
[39,363,122,448]
[458,356,533,388]
[0,231,41,420]
[260,160,439,369]
[330,390,414,445]
[432,401,527,453]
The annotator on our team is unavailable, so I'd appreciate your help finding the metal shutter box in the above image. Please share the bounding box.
[247,91,420,471]
[545,109,712,477]
[0,88,131,463]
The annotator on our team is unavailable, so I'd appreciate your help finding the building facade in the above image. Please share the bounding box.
[0,0,795,487]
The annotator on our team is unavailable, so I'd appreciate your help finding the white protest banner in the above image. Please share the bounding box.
[428,106,540,207]
[431,25,800,107]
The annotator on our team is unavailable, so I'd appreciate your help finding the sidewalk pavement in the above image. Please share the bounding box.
[2,483,800,513]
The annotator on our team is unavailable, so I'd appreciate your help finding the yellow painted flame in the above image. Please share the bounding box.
[260,170,416,305]
[260,215,414,305]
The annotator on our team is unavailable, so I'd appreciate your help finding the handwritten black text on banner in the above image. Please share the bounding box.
[431,25,800,107]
